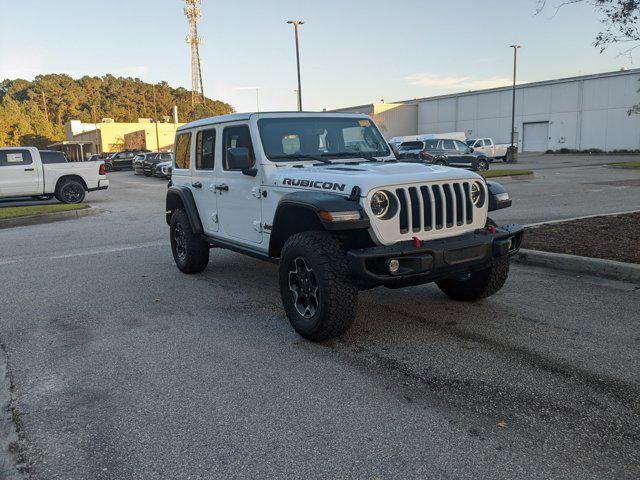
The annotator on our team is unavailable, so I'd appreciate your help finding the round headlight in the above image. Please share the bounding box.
[371,190,390,218]
[471,182,485,207]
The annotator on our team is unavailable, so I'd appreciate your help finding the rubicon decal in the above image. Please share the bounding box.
[282,178,346,192]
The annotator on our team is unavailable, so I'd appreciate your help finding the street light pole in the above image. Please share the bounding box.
[510,45,521,157]
[287,20,305,111]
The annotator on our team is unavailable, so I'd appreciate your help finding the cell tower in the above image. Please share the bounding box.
[184,0,205,106]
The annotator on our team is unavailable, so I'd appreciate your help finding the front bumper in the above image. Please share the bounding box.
[347,224,523,288]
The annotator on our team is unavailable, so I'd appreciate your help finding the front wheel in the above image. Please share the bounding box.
[436,258,510,301]
[279,231,358,342]
[434,159,447,166]
[170,209,210,273]
[476,159,490,172]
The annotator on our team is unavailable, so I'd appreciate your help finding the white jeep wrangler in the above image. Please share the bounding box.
[166,112,523,341]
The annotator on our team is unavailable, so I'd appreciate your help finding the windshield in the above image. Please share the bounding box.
[258,117,390,161]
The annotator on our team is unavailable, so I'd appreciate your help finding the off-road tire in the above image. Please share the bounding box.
[279,231,357,342]
[170,209,209,274]
[437,257,510,301]
[55,179,86,204]
[476,159,490,172]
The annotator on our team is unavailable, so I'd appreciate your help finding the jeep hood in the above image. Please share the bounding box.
[269,161,483,196]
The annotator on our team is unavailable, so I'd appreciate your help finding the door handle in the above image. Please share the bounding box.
[24,168,35,171]
[214,184,229,192]
[192,182,202,189]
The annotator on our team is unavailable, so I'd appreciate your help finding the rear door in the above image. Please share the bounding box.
[191,127,219,233]
[216,124,262,244]
[0,149,41,197]
[441,139,464,167]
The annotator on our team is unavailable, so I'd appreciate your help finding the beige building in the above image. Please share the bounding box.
[64,118,185,156]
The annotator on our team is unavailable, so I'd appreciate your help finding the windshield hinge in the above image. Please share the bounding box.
[251,187,262,198]
[253,220,262,233]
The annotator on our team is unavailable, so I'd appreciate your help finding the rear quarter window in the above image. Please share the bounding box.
[174,132,192,170]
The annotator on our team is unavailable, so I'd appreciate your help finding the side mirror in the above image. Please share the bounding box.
[469,147,474,153]
[227,147,253,171]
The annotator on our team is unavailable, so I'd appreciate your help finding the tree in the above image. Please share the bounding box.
[0,74,235,147]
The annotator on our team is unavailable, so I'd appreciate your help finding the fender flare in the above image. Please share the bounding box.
[273,191,370,232]
[165,185,204,234]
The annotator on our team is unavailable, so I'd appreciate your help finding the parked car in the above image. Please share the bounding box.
[389,132,467,153]
[87,153,111,162]
[465,138,512,162]
[105,150,148,171]
[133,152,158,175]
[154,160,173,179]
[166,112,522,342]
[397,139,490,171]
[143,152,173,176]
[0,147,108,203]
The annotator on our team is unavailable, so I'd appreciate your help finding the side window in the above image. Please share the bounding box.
[454,140,468,151]
[484,139,492,146]
[174,132,192,170]
[196,128,216,170]
[161,153,172,161]
[40,151,68,164]
[0,149,33,166]
[222,125,255,170]
[442,140,455,150]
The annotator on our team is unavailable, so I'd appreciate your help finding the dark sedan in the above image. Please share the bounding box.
[397,139,490,172]
[105,150,149,171]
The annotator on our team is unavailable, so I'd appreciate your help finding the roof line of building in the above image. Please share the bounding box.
[392,68,640,105]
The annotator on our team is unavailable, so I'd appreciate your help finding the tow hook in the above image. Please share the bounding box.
[412,236,421,248]
[487,225,497,234]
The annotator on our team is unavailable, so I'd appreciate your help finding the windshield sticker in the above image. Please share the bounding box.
[6,153,24,163]
[283,178,346,192]
[358,120,371,127]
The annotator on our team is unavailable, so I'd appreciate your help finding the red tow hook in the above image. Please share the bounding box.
[487,225,497,234]
[413,236,421,248]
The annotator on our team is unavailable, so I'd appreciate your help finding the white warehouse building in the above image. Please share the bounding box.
[334,69,640,152]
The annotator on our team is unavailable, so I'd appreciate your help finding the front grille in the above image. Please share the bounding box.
[395,181,478,234]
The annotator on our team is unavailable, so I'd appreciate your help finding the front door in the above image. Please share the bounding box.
[216,124,262,244]
[0,149,40,197]
[191,127,219,233]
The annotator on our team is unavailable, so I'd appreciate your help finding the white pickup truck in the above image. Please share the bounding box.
[0,147,109,203]
[465,138,512,162]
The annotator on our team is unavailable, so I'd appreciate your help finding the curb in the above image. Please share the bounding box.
[484,173,535,180]
[0,207,100,230]
[514,248,640,283]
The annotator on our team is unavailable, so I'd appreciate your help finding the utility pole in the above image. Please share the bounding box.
[184,0,206,106]
[91,105,101,154]
[152,84,161,152]
[287,20,305,111]
[510,44,521,161]
[40,91,49,124]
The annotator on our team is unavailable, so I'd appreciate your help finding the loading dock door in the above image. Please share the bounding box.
[523,122,549,152]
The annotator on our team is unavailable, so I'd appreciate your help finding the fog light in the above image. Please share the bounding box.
[388,259,400,274]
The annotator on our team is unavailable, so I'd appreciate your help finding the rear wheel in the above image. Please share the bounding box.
[55,179,86,204]
[170,209,209,273]
[279,231,357,342]
[435,159,446,166]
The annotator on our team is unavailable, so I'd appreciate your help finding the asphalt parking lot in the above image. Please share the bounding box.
[1,156,639,479]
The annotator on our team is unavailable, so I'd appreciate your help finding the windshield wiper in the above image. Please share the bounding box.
[270,154,332,164]
[321,152,381,162]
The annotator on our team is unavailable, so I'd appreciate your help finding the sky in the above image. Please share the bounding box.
[0,0,635,113]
